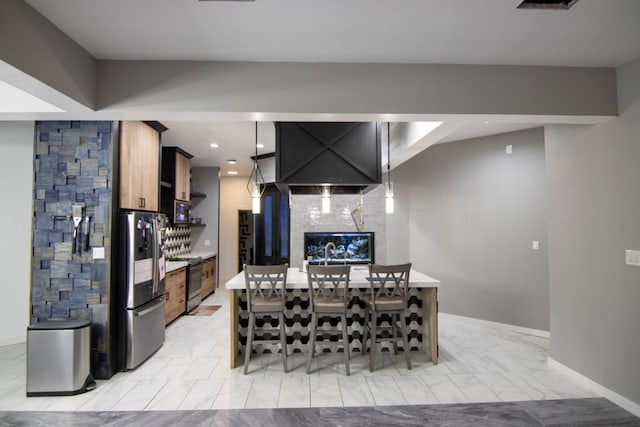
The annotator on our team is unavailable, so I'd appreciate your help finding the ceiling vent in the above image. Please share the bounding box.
[517,0,580,10]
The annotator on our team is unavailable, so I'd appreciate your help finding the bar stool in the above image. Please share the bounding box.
[306,264,352,376]
[243,263,289,375]
[362,263,412,372]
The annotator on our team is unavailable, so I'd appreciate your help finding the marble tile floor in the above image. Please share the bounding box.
[0,288,633,419]
[1,398,639,427]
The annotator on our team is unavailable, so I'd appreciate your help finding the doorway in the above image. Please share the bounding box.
[238,184,290,269]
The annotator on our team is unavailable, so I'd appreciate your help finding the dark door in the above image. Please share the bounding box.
[255,184,290,265]
[238,210,254,271]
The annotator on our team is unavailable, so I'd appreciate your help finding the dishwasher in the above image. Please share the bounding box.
[186,258,202,312]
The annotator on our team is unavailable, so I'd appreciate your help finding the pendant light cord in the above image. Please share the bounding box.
[387,122,391,182]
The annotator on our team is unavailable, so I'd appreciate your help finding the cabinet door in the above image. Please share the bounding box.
[119,121,160,211]
[165,268,186,324]
[119,121,144,209]
[138,128,160,211]
[201,257,216,298]
[174,152,191,201]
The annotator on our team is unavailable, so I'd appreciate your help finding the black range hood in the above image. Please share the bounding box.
[275,122,382,194]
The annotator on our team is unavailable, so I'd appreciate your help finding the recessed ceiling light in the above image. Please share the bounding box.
[227,159,237,165]
[228,171,238,175]
[256,143,264,149]
[210,143,219,148]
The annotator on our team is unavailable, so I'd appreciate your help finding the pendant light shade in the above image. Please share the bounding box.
[385,181,394,214]
[321,185,331,214]
[247,122,265,214]
[385,122,394,214]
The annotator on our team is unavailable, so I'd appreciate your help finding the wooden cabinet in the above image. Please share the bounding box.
[174,152,191,201]
[119,121,161,211]
[201,256,216,298]
[165,267,187,324]
[162,147,192,202]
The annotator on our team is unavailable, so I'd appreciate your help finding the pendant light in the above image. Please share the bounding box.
[385,122,394,214]
[247,122,265,214]
[321,184,331,214]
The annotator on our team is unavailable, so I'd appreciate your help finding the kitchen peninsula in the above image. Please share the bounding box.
[225,267,440,369]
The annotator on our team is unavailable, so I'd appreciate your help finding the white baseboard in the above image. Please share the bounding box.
[0,336,26,347]
[548,357,640,418]
[439,312,550,338]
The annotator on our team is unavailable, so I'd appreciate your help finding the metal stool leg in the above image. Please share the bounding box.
[279,312,288,373]
[400,312,412,370]
[244,312,255,375]
[306,312,317,374]
[341,314,350,376]
[369,316,377,372]
[392,312,399,355]
[361,307,369,357]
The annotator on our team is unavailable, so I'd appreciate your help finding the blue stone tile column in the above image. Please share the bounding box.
[31,121,116,379]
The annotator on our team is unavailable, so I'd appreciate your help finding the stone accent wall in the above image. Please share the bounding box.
[31,121,115,379]
[290,185,387,269]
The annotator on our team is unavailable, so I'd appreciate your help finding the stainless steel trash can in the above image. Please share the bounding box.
[26,319,96,396]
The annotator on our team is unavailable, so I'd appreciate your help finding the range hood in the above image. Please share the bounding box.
[275,122,382,194]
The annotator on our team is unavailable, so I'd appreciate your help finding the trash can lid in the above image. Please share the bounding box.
[28,318,91,330]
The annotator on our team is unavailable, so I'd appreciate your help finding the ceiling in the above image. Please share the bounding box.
[10,0,640,174]
[24,0,640,67]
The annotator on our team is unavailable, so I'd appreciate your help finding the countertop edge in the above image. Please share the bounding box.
[166,261,189,273]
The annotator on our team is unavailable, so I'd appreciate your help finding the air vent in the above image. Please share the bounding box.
[517,0,579,10]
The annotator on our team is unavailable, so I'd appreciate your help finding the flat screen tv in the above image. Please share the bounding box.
[304,232,374,265]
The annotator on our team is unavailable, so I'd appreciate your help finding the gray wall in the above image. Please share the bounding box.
[95,61,617,118]
[190,167,220,255]
[393,128,549,331]
[546,55,640,404]
[0,122,33,345]
[0,0,96,109]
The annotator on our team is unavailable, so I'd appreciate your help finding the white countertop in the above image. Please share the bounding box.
[173,251,217,260]
[166,260,188,273]
[225,267,440,290]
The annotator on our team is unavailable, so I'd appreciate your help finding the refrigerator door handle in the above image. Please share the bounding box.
[135,297,165,317]
[151,217,158,295]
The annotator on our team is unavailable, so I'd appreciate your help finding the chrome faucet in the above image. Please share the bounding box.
[324,242,336,266]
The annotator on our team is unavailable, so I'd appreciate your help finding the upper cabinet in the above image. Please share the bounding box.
[162,147,193,202]
[119,121,161,211]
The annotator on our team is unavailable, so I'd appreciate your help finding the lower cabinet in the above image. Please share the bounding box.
[201,256,216,299]
[165,267,186,325]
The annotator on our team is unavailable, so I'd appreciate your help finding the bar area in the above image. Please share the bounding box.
[226,266,440,370]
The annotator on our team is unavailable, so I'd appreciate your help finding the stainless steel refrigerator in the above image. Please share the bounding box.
[119,211,167,370]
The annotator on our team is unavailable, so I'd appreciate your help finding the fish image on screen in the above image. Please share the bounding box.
[304,232,374,265]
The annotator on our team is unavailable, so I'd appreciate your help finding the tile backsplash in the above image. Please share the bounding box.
[164,225,191,258]
[290,185,386,269]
